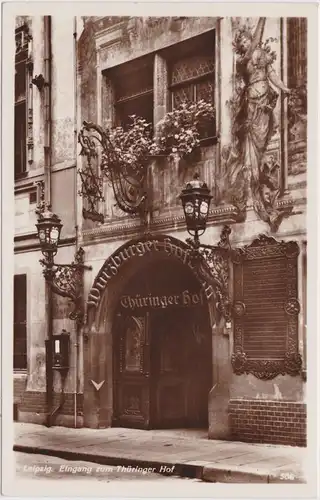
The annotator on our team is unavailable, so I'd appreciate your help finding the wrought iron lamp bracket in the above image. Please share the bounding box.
[40,247,92,326]
[186,225,233,323]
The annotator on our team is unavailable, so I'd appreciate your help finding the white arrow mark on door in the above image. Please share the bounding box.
[91,380,105,391]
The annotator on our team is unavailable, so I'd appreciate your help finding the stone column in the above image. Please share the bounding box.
[219,17,234,159]
[207,298,232,440]
[153,53,168,129]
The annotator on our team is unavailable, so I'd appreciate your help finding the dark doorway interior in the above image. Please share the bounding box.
[112,257,212,429]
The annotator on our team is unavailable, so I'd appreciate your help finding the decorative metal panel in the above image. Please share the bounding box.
[196,80,214,104]
[172,85,194,108]
[171,54,215,85]
[171,53,215,110]
[231,234,302,380]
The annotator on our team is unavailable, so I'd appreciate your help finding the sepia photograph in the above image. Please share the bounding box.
[1,2,318,498]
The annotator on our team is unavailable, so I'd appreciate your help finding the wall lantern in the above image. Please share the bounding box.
[179,173,233,326]
[179,173,213,247]
[36,207,92,325]
[36,209,63,261]
[36,207,92,427]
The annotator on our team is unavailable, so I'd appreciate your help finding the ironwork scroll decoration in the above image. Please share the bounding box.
[186,225,232,324]
[231,234,302,380]
[78,121,148,220]
[78,124,105,223]
[40,247,91,326]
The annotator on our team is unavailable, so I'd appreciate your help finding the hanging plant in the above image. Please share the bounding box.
[153,100,215,161]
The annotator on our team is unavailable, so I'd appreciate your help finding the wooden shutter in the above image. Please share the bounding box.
[14,274,27,370]
[231,235,302,380]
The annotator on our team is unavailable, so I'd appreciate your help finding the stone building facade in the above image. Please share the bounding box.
[14,16,307,446]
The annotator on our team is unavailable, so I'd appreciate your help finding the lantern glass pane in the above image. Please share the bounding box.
[184,202,194,215]
[50,227,60,244]
[200,201,209,216]
[38,229,46,242]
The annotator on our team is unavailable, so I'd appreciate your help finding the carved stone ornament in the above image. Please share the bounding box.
[231,234,302,380]
[284,298,301,316]
[233,301,246,317]
[231,352,301,380]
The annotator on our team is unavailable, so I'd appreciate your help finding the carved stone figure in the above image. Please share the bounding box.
[219,18,291,230]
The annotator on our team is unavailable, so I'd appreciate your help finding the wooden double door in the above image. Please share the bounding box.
[113,305,212,429]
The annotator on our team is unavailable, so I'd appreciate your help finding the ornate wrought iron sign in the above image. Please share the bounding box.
[78,121,148,222]
[231,234,302,380]
[186,225,232,324]
[78,124,105,223]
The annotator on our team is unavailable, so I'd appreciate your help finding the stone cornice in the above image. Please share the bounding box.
[94,20,128,51]
[14,235,76,254]
[81,204,241,245]
[14,181,37,195]
[80,194,305,247]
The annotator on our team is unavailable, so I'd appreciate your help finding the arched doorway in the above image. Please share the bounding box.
[112,256,212,429]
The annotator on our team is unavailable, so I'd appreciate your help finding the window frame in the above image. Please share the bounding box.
[14,25,29,180]
[14,274,27,371]
[105,30,217,141]
[165,31,217,140]
[109,54,154,130]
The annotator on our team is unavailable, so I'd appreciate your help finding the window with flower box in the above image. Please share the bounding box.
[15,25,29,179]
[110,54,154,131]
[166,31,216,138]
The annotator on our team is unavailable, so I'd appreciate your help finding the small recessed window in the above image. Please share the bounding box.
[29,191,37,204]
[109,55,154,131]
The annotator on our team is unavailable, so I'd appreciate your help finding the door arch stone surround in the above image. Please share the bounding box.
[83,233,231,437]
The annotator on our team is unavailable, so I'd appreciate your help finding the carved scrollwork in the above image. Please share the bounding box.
[231,248,245,264]
[231,352,302,380]
[285,241,300,258]
[231,351,247,374]
[233,301,246,317]
[284,298,301,316]
[284,351,303,376]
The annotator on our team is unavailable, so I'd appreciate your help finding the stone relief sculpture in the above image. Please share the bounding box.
[219,18,292,231]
